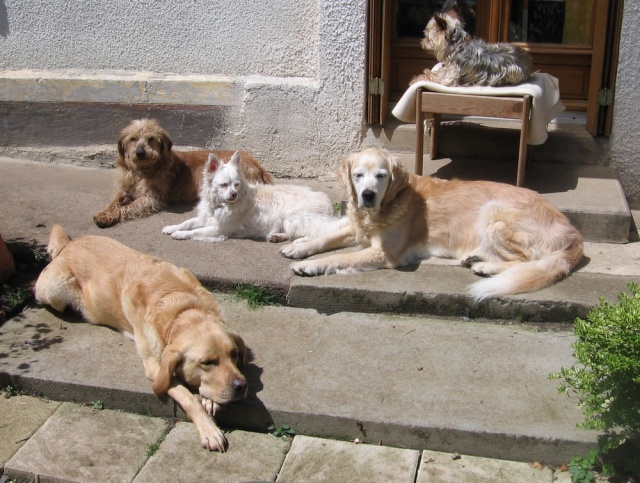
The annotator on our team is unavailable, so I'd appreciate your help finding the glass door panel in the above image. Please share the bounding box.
[509,0,593,45]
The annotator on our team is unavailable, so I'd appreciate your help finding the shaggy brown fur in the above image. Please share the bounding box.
[281,148,583,300]
[410,0,532,87]
[93,118,273,228]
[35,225,248,451]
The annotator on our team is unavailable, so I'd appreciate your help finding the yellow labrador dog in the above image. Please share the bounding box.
[35,225,247,452]
[281,148,583,300]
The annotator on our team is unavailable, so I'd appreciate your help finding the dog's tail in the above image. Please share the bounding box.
[468,238,583,301]
[47,224,72,259]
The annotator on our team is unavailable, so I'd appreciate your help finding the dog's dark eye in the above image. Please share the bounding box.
[148,136,155,143]
[353,173,363,179]
[230,349,238,359]
[375,172,388,179]
[201,359,218,367]
[220,183,228,188]
[130,137,138,143]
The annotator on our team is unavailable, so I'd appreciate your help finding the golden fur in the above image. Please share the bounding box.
[35,225,247,452]
[281,148,583,300]
[93,118,273,228]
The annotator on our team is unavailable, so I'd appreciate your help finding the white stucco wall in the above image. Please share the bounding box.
[0,0,368,178]
[0,0,319,78]
[609,2,640,205]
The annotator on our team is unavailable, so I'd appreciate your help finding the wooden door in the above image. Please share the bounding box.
[368,0,618,133]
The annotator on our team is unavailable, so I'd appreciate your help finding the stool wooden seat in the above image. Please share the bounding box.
[415,89,533,187]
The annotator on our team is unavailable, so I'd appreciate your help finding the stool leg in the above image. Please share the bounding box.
[516,96,532,187]
[415,89,424,175]
[430,113,441,160]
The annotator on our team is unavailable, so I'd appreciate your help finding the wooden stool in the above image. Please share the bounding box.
[415,89,532,187]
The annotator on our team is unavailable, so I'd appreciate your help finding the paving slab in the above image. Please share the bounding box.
[4,402,167,483]
[276,435,420,483]
[0,395,61,467]
[134,424,289,483]
[416,449,555,482]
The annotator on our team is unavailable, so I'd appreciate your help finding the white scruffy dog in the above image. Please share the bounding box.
[163,151,348,243]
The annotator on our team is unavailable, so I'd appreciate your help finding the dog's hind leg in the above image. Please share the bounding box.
[35,263,83,313]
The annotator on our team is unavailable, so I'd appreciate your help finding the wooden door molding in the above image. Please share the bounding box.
[586,0,613,135]
[367,0,383,125]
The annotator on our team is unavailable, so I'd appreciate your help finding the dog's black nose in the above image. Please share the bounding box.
[362,190,376,203]
[135,147,146,159]
[232,378,247,393]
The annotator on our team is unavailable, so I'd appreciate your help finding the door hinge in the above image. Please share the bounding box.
[598,88,614,106]
[368,77,384,96]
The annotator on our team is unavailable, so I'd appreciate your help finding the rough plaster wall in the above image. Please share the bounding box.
[0,0,367,177]
[0,0,318,77]
[610,2,640,204]
[234,2,368,178]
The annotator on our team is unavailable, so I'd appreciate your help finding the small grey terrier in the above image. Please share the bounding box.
[410,0,533,87]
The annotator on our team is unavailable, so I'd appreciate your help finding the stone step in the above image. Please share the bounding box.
[365,114,608,166]
[0,300,599,466]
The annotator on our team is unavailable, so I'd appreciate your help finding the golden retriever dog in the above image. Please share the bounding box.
[93,118,273,228]
[280,148,584,300]
[35,224,248,452]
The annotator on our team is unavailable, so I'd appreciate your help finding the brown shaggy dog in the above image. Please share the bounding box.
[281,148,583,300]
[93,118,273,228]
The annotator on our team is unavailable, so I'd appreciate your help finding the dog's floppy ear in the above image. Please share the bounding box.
[206,152,223,174]
[338,152,357,203]
[116,128,128,167]
[229,331,247,368]
[382,155,409,205]
[152,346,183,395]
[157,125,173,156]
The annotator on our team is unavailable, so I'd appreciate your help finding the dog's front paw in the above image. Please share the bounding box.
[171,230,193,240]
[162,224,180,235]
[196,419,228,452]
[280,243,310,259]
[201,397,224,416]
[291,261,324,276]
[93,212,119,229]
[267,233,289,243]
[461,255,483,268]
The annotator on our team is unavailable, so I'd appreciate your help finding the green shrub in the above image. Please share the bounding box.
[550,283,640,477]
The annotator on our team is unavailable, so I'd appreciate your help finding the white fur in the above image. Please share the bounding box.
[163,151,348,243]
